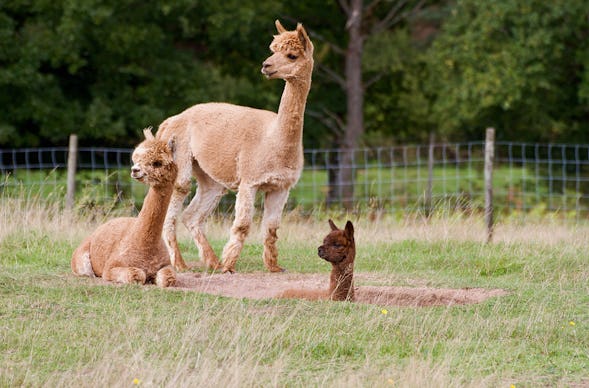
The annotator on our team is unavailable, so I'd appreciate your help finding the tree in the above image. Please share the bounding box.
[295,0,426,209]
[426,0,589,143]
[0,0,280,147]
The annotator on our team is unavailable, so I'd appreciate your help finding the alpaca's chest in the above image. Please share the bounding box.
[116,240,170,276]
[256,165,303,191]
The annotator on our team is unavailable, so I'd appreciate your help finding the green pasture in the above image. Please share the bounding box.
[0,202,588,386]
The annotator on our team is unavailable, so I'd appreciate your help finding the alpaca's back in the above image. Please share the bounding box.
[160,102,276,143]
[85,217,135,276]
[157,101,302,191]
[278,288,328,301]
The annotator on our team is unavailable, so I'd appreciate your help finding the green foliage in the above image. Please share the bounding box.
[362,6,447,145]
[2,1,589,148]
[426,0,589,142]
[0,0,279,147]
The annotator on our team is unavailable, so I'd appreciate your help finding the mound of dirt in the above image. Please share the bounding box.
[173,272,508,307]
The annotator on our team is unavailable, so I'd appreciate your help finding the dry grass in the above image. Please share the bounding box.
[3,193,588,248]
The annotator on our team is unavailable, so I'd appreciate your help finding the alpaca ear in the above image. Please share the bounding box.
[328,219,338,231]
[344,220,354,240]
[275,19,287,34]
[143,126,154,140]
[296,23,312,53]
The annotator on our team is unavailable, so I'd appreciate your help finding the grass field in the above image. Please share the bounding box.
[1,199,588,387]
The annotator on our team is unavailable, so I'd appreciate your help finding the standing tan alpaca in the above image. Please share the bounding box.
[156,20,314,273]
[71,129,177,287]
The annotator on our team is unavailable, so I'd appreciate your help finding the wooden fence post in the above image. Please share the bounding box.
[65,134,78,212]
[484,128,495,243]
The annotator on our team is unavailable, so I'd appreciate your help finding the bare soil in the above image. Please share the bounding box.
[172,272,508,307]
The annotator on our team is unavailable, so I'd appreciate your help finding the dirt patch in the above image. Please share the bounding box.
[172,272,508,307]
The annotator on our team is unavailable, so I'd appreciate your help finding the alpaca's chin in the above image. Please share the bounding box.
[262,70,277,78]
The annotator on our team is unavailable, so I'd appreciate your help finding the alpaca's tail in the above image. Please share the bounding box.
[71,237,96,277]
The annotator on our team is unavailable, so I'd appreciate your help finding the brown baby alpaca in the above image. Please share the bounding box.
[70,129,177,287]
[280,220,355,301]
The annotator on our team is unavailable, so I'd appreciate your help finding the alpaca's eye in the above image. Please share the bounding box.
[152,161,162,168]
[287,53,298,60]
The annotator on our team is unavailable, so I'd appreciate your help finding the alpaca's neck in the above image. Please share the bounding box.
[274,78,311,147]
[329,259,355,301]
[133,184,173,243]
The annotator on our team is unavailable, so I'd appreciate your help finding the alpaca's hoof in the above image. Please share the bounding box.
[268,266,285,273]
[128,269,147,284]
[221,266,235,274]
[156,268,176,288]
[206,261,222,271]
[157,276,176,288]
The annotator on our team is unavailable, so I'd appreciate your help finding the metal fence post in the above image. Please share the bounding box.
[484,128,495,243]
[426,132,435,218]
[65,134,78,211]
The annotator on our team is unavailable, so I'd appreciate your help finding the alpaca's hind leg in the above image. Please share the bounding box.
[103,266,147,284]
[221,185,257,273]
[183,174,226,270]
[155,265,176,288]
[71,237,96,277]
[261,189,290,272]
[163,184,191,271]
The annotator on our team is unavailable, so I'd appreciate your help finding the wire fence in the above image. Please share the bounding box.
[1,141,589,221]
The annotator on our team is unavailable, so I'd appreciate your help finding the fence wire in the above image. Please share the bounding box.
[1,142,588,220]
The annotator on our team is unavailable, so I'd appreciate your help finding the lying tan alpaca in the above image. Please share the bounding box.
[156,20,314,273]
[280,220,356,301]
[71,129,177,287]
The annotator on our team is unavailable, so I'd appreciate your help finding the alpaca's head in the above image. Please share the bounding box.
[318,219,355,265]
[131,128,178,188]
[261,20,314,82]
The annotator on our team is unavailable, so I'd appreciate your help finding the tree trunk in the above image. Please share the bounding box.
[326,150,340,207]
[339,0,364,210]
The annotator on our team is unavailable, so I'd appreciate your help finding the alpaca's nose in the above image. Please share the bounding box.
[261,61,276,77]
[131,166,140,174]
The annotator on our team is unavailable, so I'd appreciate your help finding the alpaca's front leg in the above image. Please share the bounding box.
[155,265,176,287]
[103,266,147,284]
[163,186,191,271]
[221,185,257,273]
[261,189,290,272]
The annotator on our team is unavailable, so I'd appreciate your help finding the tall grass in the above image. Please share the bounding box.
[1,196,588,387]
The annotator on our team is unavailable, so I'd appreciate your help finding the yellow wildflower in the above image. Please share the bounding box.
[381,309,388,315]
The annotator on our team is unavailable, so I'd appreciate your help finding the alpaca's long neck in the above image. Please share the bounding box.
[329,259,355,301]
[133,184,173,243]
[274,78,311,148]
